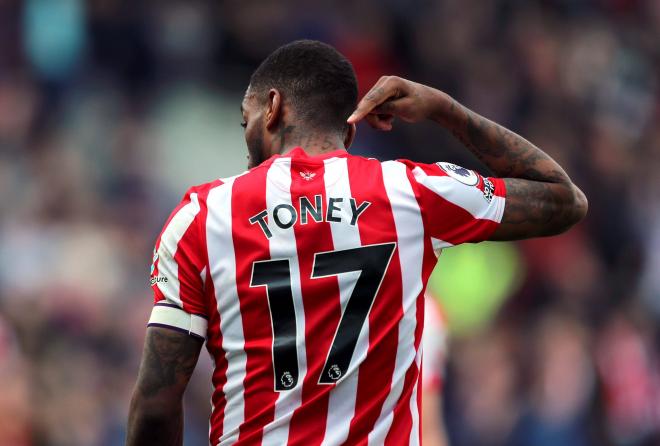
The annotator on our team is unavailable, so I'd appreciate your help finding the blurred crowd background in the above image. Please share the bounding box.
[0,0,659,445]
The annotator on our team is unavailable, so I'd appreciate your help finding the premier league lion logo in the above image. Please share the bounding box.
[437,162,479,186]
[328,364,342,381]
[281,371,294,388]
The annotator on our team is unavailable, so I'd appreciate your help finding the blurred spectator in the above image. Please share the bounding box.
[516,311,596,446]
[422,295,450,446]
[447,326,522,446]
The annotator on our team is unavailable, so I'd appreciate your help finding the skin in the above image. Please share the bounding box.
[347,76,588,240]
[126,327,202,446]
[241,88,356,169]
[127,86,355,446]
[127,76,587,445]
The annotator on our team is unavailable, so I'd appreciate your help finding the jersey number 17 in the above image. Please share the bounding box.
[250,242,397,391]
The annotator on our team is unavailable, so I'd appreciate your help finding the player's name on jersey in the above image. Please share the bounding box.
[249,195,371,239]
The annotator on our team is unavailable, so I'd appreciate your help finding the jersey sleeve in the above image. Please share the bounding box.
[148,188,208,340]
[403,160,506,251]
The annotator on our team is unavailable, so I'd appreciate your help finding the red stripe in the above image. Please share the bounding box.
[286,160,340,445]
[414,183,502,244]
[401,160,505,244]
[384,361,419,445]
[382,167,435,445]
[385,294,428,445]
[230,167,279,444]
[410,213,438,444]
[173,193,206,316]
[343,156,404,444]
[150,179,230,442]
[410,167,450,443]
[151,181,223,308]
[409,162,446,178]
[150,189,193,305]
[403,165,451,286]
[192,181,230,443]
[208,268,229,443]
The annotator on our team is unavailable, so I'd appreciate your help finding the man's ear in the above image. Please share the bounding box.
[265,89,282,130]
[344,122,356,149]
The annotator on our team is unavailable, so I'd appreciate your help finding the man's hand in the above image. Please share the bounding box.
[347,76,446,130]
[350,76,588,240]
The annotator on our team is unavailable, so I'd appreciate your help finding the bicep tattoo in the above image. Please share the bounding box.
[137,327,203,398]
[494,178,577,239]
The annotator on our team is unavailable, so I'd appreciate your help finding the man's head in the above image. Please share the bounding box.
[241,40,358,168]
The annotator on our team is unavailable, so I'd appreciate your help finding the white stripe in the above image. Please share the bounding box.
[412,166,505,222]
[430,237,452,257]
[200,266,207,287]
[207,179,247,446]
[261,158,307,444]
[148,305,208,338]
[368,161,425,445]
[156,193,201,304]
[320,157,364,446]
[408,343,423,446]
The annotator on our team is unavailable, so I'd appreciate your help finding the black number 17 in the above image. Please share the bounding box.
[250,242,396,391]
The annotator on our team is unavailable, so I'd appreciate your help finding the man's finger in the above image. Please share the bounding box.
[347,83,395,124]
[365,113,394,131]
[372,98,401,115]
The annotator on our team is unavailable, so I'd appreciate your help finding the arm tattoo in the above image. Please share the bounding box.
[365,86,385,101]
[445,99,569,184]
[274,124,342,154]
[127,328,202,446]
[492,178,580,239]
[438,99,586,239]
[138,328,203,397]
[276,125,295,153]
[321,135,334,151]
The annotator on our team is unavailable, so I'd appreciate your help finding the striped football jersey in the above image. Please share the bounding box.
[147,147,506,445]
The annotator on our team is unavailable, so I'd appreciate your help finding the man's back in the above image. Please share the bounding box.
[148,147,506,445]
[127,38,586,446]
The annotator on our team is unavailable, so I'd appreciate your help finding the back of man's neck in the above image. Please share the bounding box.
[278,128,346,157]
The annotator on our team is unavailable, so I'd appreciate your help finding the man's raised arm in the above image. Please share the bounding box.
[126,326,203,446]
[348,76,588,241]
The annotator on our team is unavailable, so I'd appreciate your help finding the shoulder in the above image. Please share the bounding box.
[183,171,252,203]
[343,153,425,171]
[392,159,457,178]
[394,159,489,187]
[185,178,228,198]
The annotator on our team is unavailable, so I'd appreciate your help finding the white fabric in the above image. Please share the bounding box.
[148,304,208,338]
[261,157,307,445]
[412,166,505,223]
[367,161,425,446]
[155,193,200,305]
[430,237,453,257]
[207,178,246,446]
[320,157,365,446]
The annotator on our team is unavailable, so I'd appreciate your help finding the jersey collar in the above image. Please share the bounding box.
[256,147,349,170]
[280,146,349,161]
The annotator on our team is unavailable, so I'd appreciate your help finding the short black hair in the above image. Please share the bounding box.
[249,40,358,133]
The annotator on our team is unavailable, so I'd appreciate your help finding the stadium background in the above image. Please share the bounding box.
[0,0,659,445]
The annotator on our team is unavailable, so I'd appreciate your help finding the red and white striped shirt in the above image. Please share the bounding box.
[148,147,505,446]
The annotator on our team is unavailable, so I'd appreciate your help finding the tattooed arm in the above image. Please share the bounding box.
[126,327,203,446]
[348,76,588,240]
